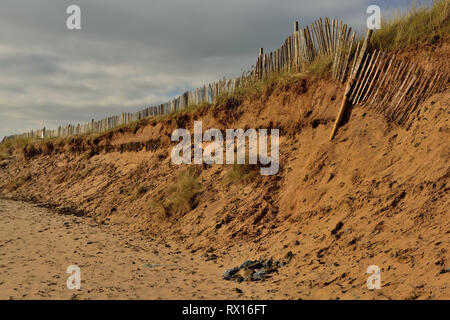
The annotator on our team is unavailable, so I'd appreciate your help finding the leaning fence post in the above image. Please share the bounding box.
[330,29,373,141]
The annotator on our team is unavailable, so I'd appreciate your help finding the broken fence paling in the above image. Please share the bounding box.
[5,18,449,142]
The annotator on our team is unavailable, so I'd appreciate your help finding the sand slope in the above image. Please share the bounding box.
[0,73,449,299]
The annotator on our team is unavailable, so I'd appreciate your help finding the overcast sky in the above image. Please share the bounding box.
[0,0,431,138]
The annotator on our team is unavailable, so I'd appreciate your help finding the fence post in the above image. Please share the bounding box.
[258,48,263,79]
[294,21,299,70]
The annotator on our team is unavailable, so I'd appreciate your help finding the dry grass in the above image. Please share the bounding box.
[226,163,260,184]
[167,168,201,212]
[168,102,211,117]
[306,55,333,77]
[135,184,149,196]
[214,71,308,107]
[0,137,34,152]
[0,136,66,158]
[0,137,40,161]
[82,151,92,161]
[152,168,201,218]
[6,173,32,191]
[225,151,261,184]
[371,0,450,51]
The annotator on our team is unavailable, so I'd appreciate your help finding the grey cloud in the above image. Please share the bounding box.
[0,53,62,75]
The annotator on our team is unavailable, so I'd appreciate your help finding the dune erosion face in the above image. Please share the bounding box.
[0,75,449,299]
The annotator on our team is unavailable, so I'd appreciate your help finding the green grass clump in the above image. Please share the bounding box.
[213,71,308,106]
[371,0,450,51]
[226,163,259,184]
[306,55,333,77]
[235,72,291,101]
[226,152,261,184]
[82,152,92,161]
[164,168,201,215]
[0,137,34,152]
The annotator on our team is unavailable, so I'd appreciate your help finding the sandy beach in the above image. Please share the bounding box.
[0,198,307,300]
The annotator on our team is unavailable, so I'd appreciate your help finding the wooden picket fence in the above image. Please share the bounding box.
[347,50,449,127]
[5,76,246,140]
[4,17,448,142]
[329,29,449,139]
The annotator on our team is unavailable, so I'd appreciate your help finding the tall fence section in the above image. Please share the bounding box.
[347,49,449,127]
[4,18,449,142]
